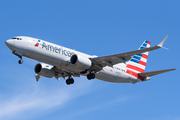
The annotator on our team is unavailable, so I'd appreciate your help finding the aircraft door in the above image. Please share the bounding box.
[27,39,38,56]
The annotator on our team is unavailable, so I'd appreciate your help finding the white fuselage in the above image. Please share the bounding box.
[5,36,146,83]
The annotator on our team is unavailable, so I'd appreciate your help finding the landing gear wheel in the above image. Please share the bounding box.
[87,74,91,80]
[66,78,74,85]
[66,80,71,85]
[69,78,74,84]
[87,73,95,80]
[90,73,95,79]
[18,60,23,64]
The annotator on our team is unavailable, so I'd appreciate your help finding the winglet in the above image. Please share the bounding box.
[157,35,168,47]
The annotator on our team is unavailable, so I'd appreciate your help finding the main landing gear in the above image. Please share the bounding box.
[65,72,95,85]
[66,77,74,85]
[87,73,95,80]
[12,51,23,64]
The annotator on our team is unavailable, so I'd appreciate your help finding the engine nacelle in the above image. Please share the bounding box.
[70,54,92,70]
[34,63,55,78]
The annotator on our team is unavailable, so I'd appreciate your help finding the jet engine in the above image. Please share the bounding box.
[34,63,55,78]
[70,54,92,70]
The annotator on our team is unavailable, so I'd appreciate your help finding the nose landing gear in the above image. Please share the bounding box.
[12,51,23,64]
[18,59,23,64]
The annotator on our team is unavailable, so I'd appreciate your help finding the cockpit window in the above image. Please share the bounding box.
[12,37,22,40]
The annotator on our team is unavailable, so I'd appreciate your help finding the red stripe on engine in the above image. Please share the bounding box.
[139,60,146,66]
[126,64,144,73]
[142,54,148,59]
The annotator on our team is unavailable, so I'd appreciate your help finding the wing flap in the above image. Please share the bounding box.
[53,66,80,78]
[138,68,176,77]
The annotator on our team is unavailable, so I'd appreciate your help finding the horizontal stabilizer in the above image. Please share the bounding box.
[138,68,176,77]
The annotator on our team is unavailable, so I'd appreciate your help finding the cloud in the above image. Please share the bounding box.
[175,117,180,120]
[69,95,131,118]
[0,77,93,120]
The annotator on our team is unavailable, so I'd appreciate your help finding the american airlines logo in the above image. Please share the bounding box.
[34,40,41,47]
[41,42,74,57]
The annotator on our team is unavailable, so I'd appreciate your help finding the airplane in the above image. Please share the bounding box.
[5,35,176,85]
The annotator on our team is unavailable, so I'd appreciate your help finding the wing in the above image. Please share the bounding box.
[90,35,168,73]
[35,64,80,82]
[53,66,80,80]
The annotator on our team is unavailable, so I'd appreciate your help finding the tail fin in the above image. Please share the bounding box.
[126,40,151,73]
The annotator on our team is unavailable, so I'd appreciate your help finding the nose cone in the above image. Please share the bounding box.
[5,40,9,46]
[5,40,14,50]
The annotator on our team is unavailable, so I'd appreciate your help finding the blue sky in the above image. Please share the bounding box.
[0,0,179,120]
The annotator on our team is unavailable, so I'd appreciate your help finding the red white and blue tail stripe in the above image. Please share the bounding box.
[126,40,151,73]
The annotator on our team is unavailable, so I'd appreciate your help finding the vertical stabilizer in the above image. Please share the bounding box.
[126,40,151,73]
